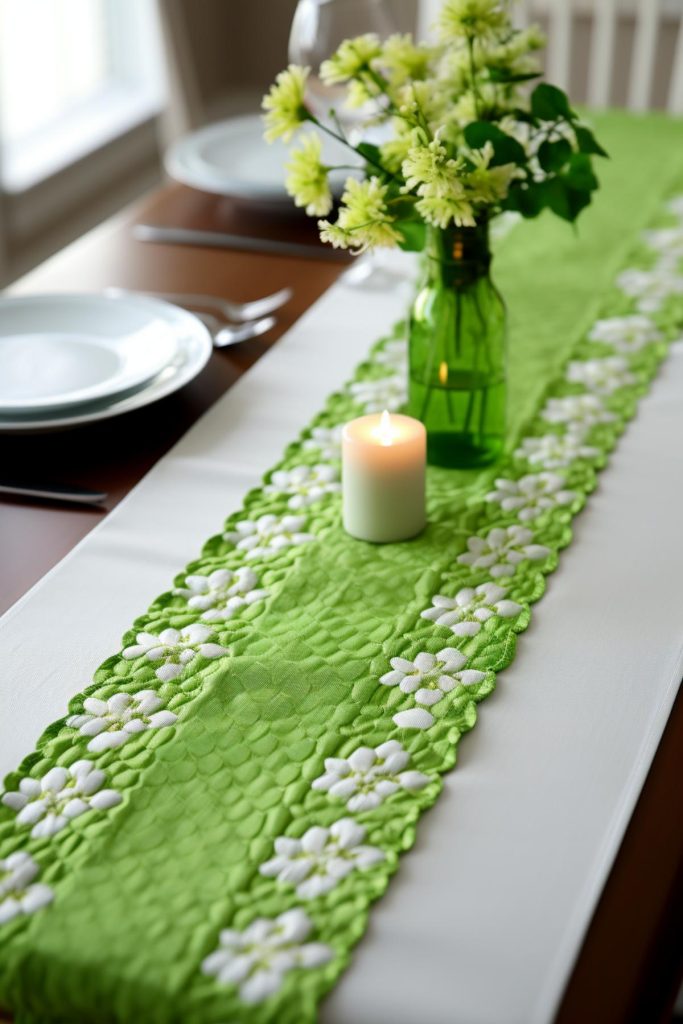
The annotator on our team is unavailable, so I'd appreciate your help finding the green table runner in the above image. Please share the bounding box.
[2,112,683,1024]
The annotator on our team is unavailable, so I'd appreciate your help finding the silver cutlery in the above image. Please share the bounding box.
[107,285,291,323]
[144,287,292,323]
[133,224,351,263]
[104,289,277,347]
[0,481,108,507]
[191,310,276,347]
[210,314,277,348]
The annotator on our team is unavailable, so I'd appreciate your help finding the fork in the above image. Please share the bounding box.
[139,287,292,323]
[194,312,277,348]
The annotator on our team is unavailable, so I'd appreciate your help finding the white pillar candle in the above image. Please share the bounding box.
[342,411,426,543]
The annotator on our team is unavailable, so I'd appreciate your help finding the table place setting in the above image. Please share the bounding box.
[0,286,294,436]
[2,2,683,1023]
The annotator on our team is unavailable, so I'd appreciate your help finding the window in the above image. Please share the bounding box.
[0,0,165,192]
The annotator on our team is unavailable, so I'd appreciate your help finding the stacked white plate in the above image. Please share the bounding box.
[0,293,213,433]
[164,113,358,202]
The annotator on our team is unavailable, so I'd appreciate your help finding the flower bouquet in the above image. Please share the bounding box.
[263,0,607,467]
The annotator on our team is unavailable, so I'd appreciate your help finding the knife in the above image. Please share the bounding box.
[133,224,352,263]
[0,481,108,507]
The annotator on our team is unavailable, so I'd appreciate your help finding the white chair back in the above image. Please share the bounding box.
[417,0,683,114]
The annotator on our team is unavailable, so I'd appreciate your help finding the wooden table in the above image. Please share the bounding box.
[1,184,681,1024]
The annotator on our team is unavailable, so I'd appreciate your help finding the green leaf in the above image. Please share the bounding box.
[537,138,572,172]
[504,183,543,218]
[574,125,609,158]
[537,178,572,220]
[511,107,538,126]
[487,67,541,84]
[533,177,593,222]
[564,186,593,220]
[563,152,599,192]
[463,121,527,166]
[530,82,576,121]
[396,218,426,252]
[356,141,384,174]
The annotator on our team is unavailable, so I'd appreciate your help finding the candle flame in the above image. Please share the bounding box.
[377,409,394,446]
[439,361,448,385]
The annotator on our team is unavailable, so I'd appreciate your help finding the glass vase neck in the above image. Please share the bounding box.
[426,221,491,286]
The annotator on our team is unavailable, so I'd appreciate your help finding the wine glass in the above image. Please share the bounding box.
[288,0,398,128]
[288,0,408,289]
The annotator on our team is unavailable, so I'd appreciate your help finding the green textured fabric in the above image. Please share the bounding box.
[1,111,682,1024]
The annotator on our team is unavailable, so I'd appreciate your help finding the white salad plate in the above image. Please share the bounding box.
[0,293,189,413]
[165,113,355,202]
[0,294,213,434]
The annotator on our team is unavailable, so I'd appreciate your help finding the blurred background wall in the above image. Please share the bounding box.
[181,0,418,118]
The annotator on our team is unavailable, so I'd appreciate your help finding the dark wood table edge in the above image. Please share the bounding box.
[554,682,683,1024]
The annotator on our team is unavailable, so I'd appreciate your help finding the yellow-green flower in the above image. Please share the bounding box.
[397,80,449,131]
[379,125,415,174]
[417,190,476,229]
[340,176,392,225]
[262,65,310,143]
[319,176,403,253]
[345,78,375,110]
[439,0,507,42]
[285,133,333,216]
[439,45,476,93]
[402,136,463,196]
[464,142,515,203]
[380,34,432,85]
[450,91,479,126]
[320,34,382,85]
[318,221,356,249]
[486,24,545,74]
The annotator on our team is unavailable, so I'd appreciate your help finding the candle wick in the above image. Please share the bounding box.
[377,409,394,446]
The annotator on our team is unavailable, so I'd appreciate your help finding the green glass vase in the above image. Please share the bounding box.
[407,221,507,468]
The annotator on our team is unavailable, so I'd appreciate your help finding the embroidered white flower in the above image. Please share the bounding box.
[666,195,683,219]
[66,690,177,753]
[122,624,229,681]
[380,647,485,706]
[616,267,683,313]
[174,568,269,621]
[265,464,341,510]
[566,357,635,395]
[302,425,344,460]
[2,761,121,839]
[421,583,522,637]
[374,339,407,374]
[588,315,662,355]
[311,740,431,812]
[485,472,577,522]
[349,375,406,413]
[0,852,53,925]
[540,394,616,429]
[642,227,683,258]
[514,432,599,469]
[457,525,551,578]
[223,514,315,560]
[201,909,333,1004]
[259,818,384,899]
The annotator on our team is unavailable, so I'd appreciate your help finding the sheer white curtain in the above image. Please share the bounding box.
[0,0,166,286]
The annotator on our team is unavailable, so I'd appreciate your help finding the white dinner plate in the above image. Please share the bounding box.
[0,294,187,412]
[165,113,357,202]
[0,295,213,434]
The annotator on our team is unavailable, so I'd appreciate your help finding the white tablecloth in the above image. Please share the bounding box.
[1,258,681,1024]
